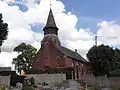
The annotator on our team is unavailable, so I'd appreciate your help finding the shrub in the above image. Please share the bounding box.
[0,85,5,90]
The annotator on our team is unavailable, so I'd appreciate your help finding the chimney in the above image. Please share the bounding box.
[75,49,77,53]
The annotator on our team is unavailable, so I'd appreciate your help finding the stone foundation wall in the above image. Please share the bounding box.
[26,74,66,85]
[0,75,10,86]
[82,75,120,88]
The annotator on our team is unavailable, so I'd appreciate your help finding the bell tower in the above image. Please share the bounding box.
[41,8,60,48]
[43,8,59,35]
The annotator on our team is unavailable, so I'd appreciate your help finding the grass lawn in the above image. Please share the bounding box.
[22,86,34,90]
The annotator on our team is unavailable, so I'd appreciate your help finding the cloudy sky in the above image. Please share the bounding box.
[0,0,120,68]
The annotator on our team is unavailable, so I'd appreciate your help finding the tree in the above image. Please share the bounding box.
[0,14,8,50]
[86,44,116,76]
[87,44,118,90]
[114,48,120,69]
[12,43,37,74]
[108,48,120,77]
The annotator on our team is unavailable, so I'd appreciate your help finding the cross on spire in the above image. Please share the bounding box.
[50,0,52,8]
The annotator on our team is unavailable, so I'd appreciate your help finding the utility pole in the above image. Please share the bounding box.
[95,35,97,46]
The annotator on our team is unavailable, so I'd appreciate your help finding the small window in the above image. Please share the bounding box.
[56,56,60,60]
[56,56,60,66]
[45,42,49,45]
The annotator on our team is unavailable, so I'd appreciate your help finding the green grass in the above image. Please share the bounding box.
[61,80,69,88]
[0,85,6,90]
[88,86,95,90]
[22,86,34,90]
[110,88,120,90]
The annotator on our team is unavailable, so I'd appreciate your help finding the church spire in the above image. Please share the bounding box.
[43,8,58,35]
[46,8,57,28]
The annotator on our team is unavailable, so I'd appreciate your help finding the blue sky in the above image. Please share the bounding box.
[8,0,120,33]
[62,0,120,33]
[63,0,120,18]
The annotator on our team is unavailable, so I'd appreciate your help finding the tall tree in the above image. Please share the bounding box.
[0,14,8,50]
[86,44,115,76]
[114,48,120,69]
[87,44,118,90]
[12,43,37,74]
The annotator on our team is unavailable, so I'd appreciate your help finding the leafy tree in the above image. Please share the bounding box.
[0,14,8,50]
[12,43,37,74]
[114,48,120,69]
[86,44,116,76]
[108,48,120,77]
[87,45,120,90]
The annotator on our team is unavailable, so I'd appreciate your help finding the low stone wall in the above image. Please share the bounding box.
[27,74,66,85]
[0,75,10,86]
[82,75,120,88]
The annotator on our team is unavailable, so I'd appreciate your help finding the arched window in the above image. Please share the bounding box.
[56,56,60,60]
[56,56,60,66]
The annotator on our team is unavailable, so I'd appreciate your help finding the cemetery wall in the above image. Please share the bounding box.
[0,75,10,86]
[82,75,120,88]
[26,74,66,85]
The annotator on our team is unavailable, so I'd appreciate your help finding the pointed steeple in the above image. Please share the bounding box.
[46,8,57,28]
[43,8,58,35]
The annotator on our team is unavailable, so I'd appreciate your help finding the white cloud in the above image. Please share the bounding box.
[97,21,120,45]
[1,0,120,68]
[0,1,42,67]
[0,1,42,52]
[1,0,15,3]
[0,52,18,68]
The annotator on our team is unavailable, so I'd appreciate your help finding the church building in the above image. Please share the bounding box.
[32,8,89,79]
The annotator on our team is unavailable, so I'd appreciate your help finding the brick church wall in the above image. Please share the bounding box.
[64,57,73,67]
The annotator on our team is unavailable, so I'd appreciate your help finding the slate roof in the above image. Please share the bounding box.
[59,46,87,63]
[44,8,57,28]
